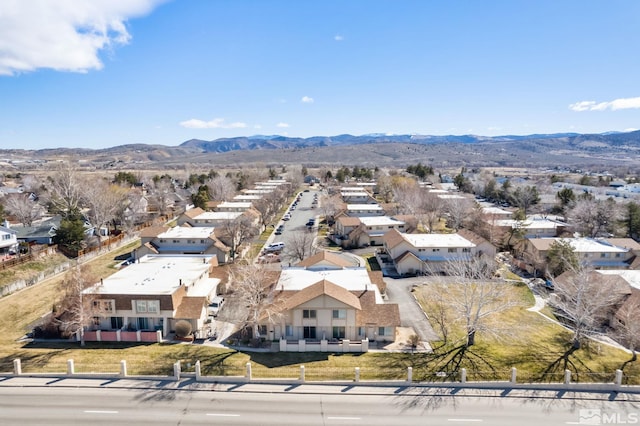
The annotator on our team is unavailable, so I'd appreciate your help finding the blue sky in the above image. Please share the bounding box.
[1,0,639,150]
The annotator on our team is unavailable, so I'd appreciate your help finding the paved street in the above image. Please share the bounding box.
[2,377,638,425]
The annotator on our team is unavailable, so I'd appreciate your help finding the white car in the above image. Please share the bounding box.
[265,242,285,252]
[283,213,291,220]
[207,296,225,317]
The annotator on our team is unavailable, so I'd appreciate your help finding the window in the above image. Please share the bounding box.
[332,326,345,339]
[135,300,159,314]
[147,300,159,313]
[111,317,124,329]
[285,325,293,336]
[136,300,147,313]
[258,325,267,336]
[303,309,316,319]
[137,317,149,330]
[448,248,457,253]
[378,326,393,336]
[462,248,471,253]
[357,327,365,336]
[432,248,440,252]
[616,253,622,258]
[332,309,346,319]
[303,326,316,339]
[93,300,114,312]
[92,316,101,326]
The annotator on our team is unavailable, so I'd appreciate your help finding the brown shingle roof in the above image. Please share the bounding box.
[139,226,169,238]
[457,228,490,246]
[355,291,400,327]
[280,279,362,311]
[183,207,205,219]
[383,228,406,249]
[174,296,206,319]
[296,251,353,268]
[336,216,361,227]
[606,238,640,251]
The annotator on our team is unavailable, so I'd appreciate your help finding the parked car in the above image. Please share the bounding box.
[258,253,281,263]
[265,241,285,252]
[207,296,225,317]
[283,213,291,220]
[306,219,315,227]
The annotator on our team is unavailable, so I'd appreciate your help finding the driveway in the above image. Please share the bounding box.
[383,276,439,342]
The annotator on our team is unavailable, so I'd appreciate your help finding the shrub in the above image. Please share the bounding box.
[174,320,192,338]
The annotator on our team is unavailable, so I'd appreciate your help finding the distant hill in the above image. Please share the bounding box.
[2,130,640,169]
[179,131,636,153]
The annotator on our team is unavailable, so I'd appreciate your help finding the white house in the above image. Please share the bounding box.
[346,204,385,217]
[0,224,18,254]
[383,229,478,275]
[137,226,230,264]
[82,255,220,342]
[257,257,400,352]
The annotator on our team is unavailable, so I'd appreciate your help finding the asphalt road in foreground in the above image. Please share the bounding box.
[1,378,638,425]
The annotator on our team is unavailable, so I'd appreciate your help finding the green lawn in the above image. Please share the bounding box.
[413,282,640,384]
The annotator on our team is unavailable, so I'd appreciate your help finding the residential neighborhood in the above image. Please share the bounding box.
[2,159,640,387]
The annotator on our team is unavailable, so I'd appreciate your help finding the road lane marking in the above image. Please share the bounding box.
[327,417,361,420]
[447,420,483,422]
[83,410,118,414]
[206,413,240,417]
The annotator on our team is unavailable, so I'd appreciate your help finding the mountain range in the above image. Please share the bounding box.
[2,130,640,169]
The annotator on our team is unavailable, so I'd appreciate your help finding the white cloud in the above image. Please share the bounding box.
[569,97,640,112]
[0,0,166,76]
[254,124,262,129]
[301,96,314,103]
[334,34,344,41]
[276,122,290,128]
[179,118,247,129]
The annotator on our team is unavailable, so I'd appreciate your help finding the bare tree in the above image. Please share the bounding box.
[416,191,445,233]
[424,257,521,347]
[206,175,237,202]
[148,178,175,217]
[319,193,342,223]
[231,262,282,338]
[551,266,628,350]
[511,185,540,216]
[392,178,422,215]
[218,215,258,261]
[3,193,43,226]
[46,162,84,216]
[284,230,319,262]
[568,198,620,237]
[444,197,474,231]
[613,295,640,364]
[54,264,99,345]
[253,188,286,228]
[82,177,129,235]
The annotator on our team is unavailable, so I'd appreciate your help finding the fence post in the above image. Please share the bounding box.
[407,366,413,383]
[245,362,252,381]
[195,360,201,381]
[355,367,360,383]
[299,365,305,382]
[564,369,572,385]
[460,368,467,383]
[510,367,517,384]
[120,360,127,377]
[67,359,75,376]
[173,360,181,380]
[13,359,21,375]
[615,369,623,387]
